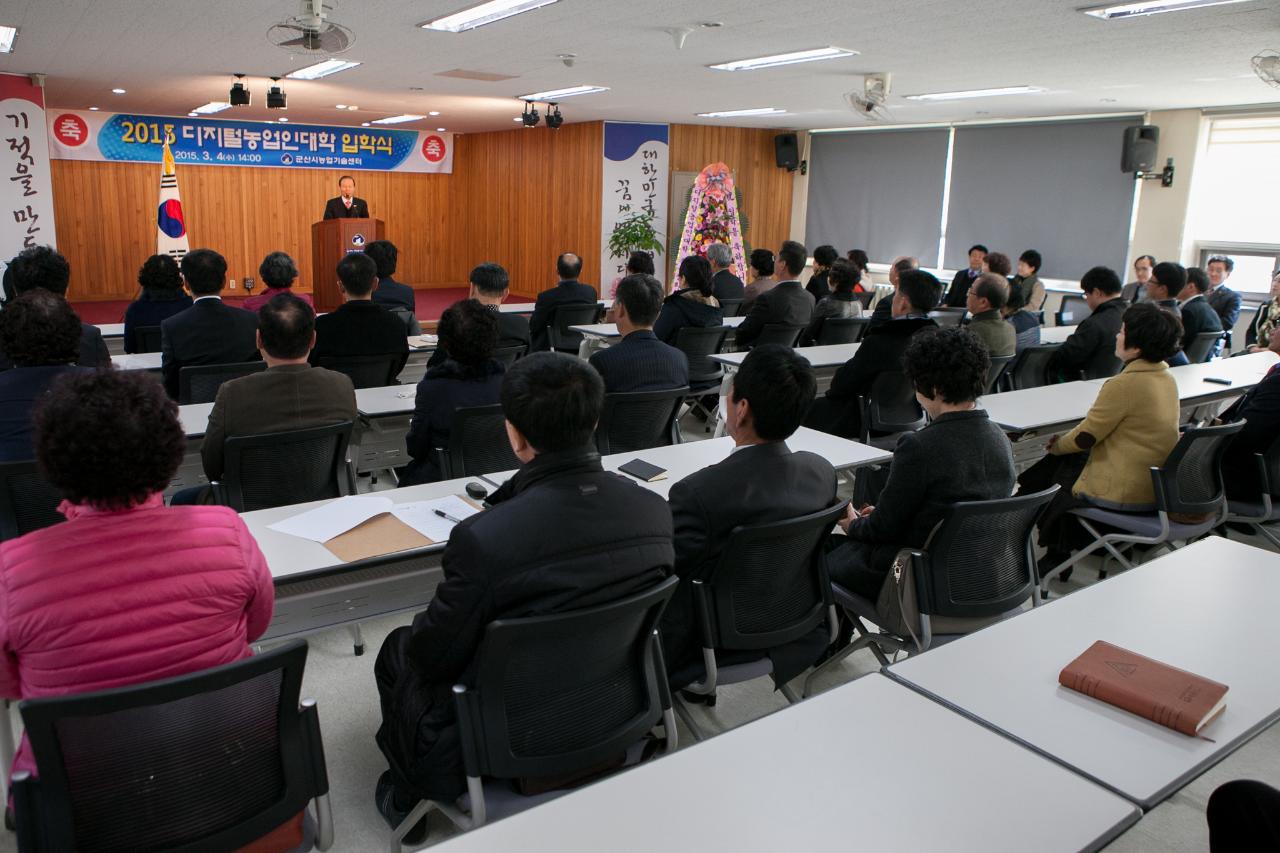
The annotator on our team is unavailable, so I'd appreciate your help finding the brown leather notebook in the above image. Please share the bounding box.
[1059,640,1228,737]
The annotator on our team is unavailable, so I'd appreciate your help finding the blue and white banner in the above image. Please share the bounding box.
[601,122,669,291]
[47,109,453,173]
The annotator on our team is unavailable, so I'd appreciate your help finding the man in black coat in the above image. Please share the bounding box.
[589,274,688,393]
[364,240,416,315]
[942,244,988,308]
[0,246,110,370]
[1146,262,1191,367]
[322,174,369,219]
[807,269,941,438]
[1046,266,1127,382]
[373,353,673,837]
[428,263,531,368]
[868,256,920,327]
[1217,332,1280,500]
[706,242,745,305]
[310,252,409,381]
[1178,267,1223,361]
[528,253,598,351]
[160,249,259,398]
[735,240,815,348]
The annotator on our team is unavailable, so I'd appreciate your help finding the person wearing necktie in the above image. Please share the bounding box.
[323,174,369,219]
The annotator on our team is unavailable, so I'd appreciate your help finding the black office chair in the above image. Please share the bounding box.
[491,344,527,368]
[1184,331,1224,365]
[438,404,522,479]
[853,291,875,310]
[12,640,333,853]
[214,421,355,513]
[673,326,731,427]
[595,387,689,455]
[1226,434,1280,550]
[387,306,422,336]
[547,303,604,354]
[1055,294,1091,327]
[816,316,870,345]
[804,487,1059,695]
[751,323,804,348]
[178,361,267,405]
[1006,343,1062,390]
[984,354,1016,394]
[928,308,967,328]
[674,501,848,741]
[858,371,926,450]
[129,325,163,354]
[389,577,679,844]
[0,460,63,542]
[718,298,744,318]
[312,354,402,389]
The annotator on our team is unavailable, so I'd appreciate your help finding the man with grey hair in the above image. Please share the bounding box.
[707,242,745,305]
[869,256,920,327]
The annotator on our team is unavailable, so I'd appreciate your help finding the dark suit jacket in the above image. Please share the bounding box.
[944,268,980,308]
[528,280,598,351]
[427,306,530,369]
[310,299,409,378]
[160,298,260,398]
[123,293,193,353]
[371,276,416,314]
[805,270,831,302]
[711,269,745,303]
[1047,296,1126,381]
[201,363,356,480]
[1208,285,1243,335]
[652,291,723,345]
[1220,363,1280,500]
[401,359,505,485]
[1179,294,1223,357]
[0,365,89,462]
[588,330,689,393]
[323,196,370,219]
[734,280,814,348]
[661,441,837,687]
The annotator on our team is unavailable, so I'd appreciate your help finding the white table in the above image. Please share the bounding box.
[1039,325,1077,345]
[710,342,859,371]
[97,322,126,355]
[571,316,745,340]
[110,352,162,372]
[178,402,215,437]
[886,538,1280,809]
[1105,350,1278,405]
[355,384,416,417]
[979,380,1103,436]
[434,674,1139,853]
[498,298,612,314]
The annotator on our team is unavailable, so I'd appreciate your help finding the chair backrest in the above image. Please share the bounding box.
[752,323,804,348]
[0,460,64,542]
[718,298,743,318]
[696,501,848,652]
[130,325,162,354]
[492,344,526,368]
[1055,294,1091,327]
[984,354,1015,394]
[454,575,678,782]
[853,291,875,309]
[1008,344,1061,390]
[178,361,267,405]
[913,486,1059,620]
[860,370,926,440]
[13,640,329,853]
[816,316,870,345]
[445,404,522,478]
[219,420,355,513]
[548,302,604,353]
[595,387,688,455]
[1151,421,1244,516]
[1184,330,1224,365]
[1013,325,1041,356]
[387,306,421,336]
[672,326,730,385]
[311,353,401,389]
[928,308,967,328]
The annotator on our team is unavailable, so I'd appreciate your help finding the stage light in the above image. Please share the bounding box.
[545,103,563,129]
[522,101,540,127]
[229,74,251,106]
[266,78,287,110]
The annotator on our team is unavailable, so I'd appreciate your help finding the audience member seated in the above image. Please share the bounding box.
[1046,266,1127,382]
[806,244,839,302]
[1122,254,1154,303]
[1216,330,1280,500]
[401,300,505,486]
[160,248,260,398]
[653,255,723,344]
[943,244,988,308]
[428,263,530,368]
[607,250,656,300]
[801,259,864,346]
[807,270,941,438]
[1145,261,1190,366]
[170,293,356,505]
[1246,269,1280,352]
[1002,279,1042,355]
[735,241,814,348]
[825,328,1015,598]
[846,249,871,290]
[660,344,836,689]
[0,291,89,462]
[311,252,409,378]
[965,273,1016,358]
[1205,255,1242,342]
[241,251,312,314]
[869,256,920,326]
[984,251,1013,279]
[1178,266,1224,360]
[0,246,110,370]
[373,353,672,838]
[0,369,273,787]
[1022,303,1182,570]
[123,254,192,352]
[1207,780,1280,852]
[589,274,688,393]
[529,252,597,351]
[365,240,417,316]
[741,248,778,312]
[707,242,745,303]
[1012,249,1046,312]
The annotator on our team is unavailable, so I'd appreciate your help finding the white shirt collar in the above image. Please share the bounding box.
[194,295,222,303]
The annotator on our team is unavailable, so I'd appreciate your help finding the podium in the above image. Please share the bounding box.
[311,218,385,313]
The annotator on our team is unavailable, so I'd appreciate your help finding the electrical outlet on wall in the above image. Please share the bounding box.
[228,278,237,289]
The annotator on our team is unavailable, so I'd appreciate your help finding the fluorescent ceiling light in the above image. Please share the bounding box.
[709,46,857,72]
[111,88,126,94]
[191,101,232,115]
[905,86,1045,101]
[422,0,559,32]
[286,59,361,80]
[1081,0,1254,19]
[516,85,608,100]
[696,107,786,118]
[428,111,441,116]
[371,114,426,124]
[0,26,17,53]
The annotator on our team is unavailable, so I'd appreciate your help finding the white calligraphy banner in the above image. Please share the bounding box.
[600,122,669,295]
[0,73,56,284]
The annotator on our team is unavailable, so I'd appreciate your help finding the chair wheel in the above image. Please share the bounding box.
[354,643,365,656]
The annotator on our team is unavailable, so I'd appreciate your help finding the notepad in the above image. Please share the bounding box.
[408,334,438,350]
[390,496,481,541]
[267,494,482,560]
[618,459,668,483]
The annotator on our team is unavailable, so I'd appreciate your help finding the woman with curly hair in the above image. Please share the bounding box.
[123,254,193,353]
[242,251,312,313]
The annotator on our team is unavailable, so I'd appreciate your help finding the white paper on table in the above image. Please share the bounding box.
[409,334,439,349]
[391,495,482,542]
[267,495,394,543]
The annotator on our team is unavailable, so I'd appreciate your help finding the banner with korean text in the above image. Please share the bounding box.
[1,73,56,279]
[600,122,669,292]
[46,110,453,173]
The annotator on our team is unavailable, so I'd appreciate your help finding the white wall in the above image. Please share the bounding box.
[1127,109,1207,269]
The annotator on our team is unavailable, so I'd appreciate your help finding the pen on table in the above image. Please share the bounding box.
[433,508,464,524]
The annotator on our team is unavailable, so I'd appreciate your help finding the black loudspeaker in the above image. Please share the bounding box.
[774,133,799,171]
[1122,125,1159,173]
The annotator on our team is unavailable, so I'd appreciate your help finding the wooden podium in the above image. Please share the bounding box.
[311,218,385,313]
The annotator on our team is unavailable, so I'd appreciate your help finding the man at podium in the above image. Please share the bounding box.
[323,175,369,219]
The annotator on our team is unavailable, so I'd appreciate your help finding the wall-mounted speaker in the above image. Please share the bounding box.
[774,132,799,171]
[1122,125,1159,173]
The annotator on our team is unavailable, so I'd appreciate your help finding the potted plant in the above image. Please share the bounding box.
[608,208,665,264]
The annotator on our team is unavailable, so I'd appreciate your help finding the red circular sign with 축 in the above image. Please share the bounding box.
[53,114,89,147]
[422,134,447,163]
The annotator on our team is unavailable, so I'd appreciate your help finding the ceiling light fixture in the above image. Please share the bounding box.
[516,84,607,100]
[521,101,540,127]
[1080,0,1254,19]
[229,74,251,106]
[904,85,1045,101]
[428,111,441,116]
[346,105,358,111]
[188,112,198,117]
[111,88,126,94]
[278,117,289,122]
[436,127,447,132]
[335,103,347,109]
[422,0,559,32]
[191,101,232,115]
[371,114,426,124]
[0,26,17,54]
[286,59,361,80]
[696,107,786,118]
[266,78,287,110]
[89,106,99,111]
[709,46,858,72]
[361,122,371,127]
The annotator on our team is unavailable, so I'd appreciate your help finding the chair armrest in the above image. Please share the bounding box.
[451,685,484,779]
[691,580,715,652]
[650,630,673,711]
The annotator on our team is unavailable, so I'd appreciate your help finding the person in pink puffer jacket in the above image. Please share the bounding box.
[0,369,274,783]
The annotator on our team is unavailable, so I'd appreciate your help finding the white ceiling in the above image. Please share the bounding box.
[2,0,1279,133]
